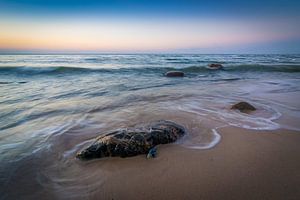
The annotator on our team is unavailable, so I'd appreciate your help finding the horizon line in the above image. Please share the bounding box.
[0,51,299,55]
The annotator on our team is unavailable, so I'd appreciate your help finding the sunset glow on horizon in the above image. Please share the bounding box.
[1,0,300,53]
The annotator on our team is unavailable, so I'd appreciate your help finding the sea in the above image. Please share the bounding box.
[0,54,300,199]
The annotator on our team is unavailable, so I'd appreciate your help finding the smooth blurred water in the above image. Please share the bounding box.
[0,54,300,199]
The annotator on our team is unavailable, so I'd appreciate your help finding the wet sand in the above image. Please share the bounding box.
[2,125,300,200]
[67,126,300,200]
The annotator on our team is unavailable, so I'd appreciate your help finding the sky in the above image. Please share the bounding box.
[0,0,300,53]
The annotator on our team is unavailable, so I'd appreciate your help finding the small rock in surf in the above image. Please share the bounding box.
[231,101,256,113]
[207,63,223,70]
[165,71,184,77]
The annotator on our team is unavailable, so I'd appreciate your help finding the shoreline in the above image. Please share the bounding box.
[58,126,300,200]
[2,126,299,200]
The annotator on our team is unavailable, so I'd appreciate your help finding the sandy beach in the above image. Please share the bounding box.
[60,127,299,200]
[2,126,299,200]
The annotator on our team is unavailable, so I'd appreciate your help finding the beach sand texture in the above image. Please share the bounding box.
[69,128,299,200]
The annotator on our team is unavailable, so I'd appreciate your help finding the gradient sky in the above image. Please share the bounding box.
[0,0,300,53]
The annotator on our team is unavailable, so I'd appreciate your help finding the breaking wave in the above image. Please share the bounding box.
[1,64,300,75]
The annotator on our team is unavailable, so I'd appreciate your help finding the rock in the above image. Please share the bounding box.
[147,147,157,159]
[207,63,223,70]
[76,120,186,160]
[231,102,256,113]
[165,71,184,77]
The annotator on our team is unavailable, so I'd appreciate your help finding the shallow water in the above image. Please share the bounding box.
[0,54,300,199]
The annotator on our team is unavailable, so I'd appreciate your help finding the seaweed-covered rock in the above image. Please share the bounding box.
[231,102,256,113]
[165,71,184,77]
[76,120,185,160]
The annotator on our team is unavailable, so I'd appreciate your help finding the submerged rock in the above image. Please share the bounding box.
[207,63,223,70]
[165,71,184,77]
[231,102,256,113]
[76,120,186,160]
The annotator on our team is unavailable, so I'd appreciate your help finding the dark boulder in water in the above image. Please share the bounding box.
[165,71,184,77]
[207,63,223,70]
[231,102,256,113]
[76,120,186,160]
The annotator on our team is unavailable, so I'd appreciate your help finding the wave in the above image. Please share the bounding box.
[84,58,105,62]
[0,81,27,84]
[0,64,300,75]
[0,66,110,74]
[224,64,300,73]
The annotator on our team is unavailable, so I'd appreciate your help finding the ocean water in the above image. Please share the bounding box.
[0,54,300,199]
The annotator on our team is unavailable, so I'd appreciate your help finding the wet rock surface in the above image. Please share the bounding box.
[76,120,186,160]
[207,63,223,70]
[231,101,256,113]
[165,71,185,77]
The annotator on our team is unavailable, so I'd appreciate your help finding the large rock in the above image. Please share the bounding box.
[76,120,186,160]
[165,71,184,77]
[207,63,223,70]
[231,102,256,113]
